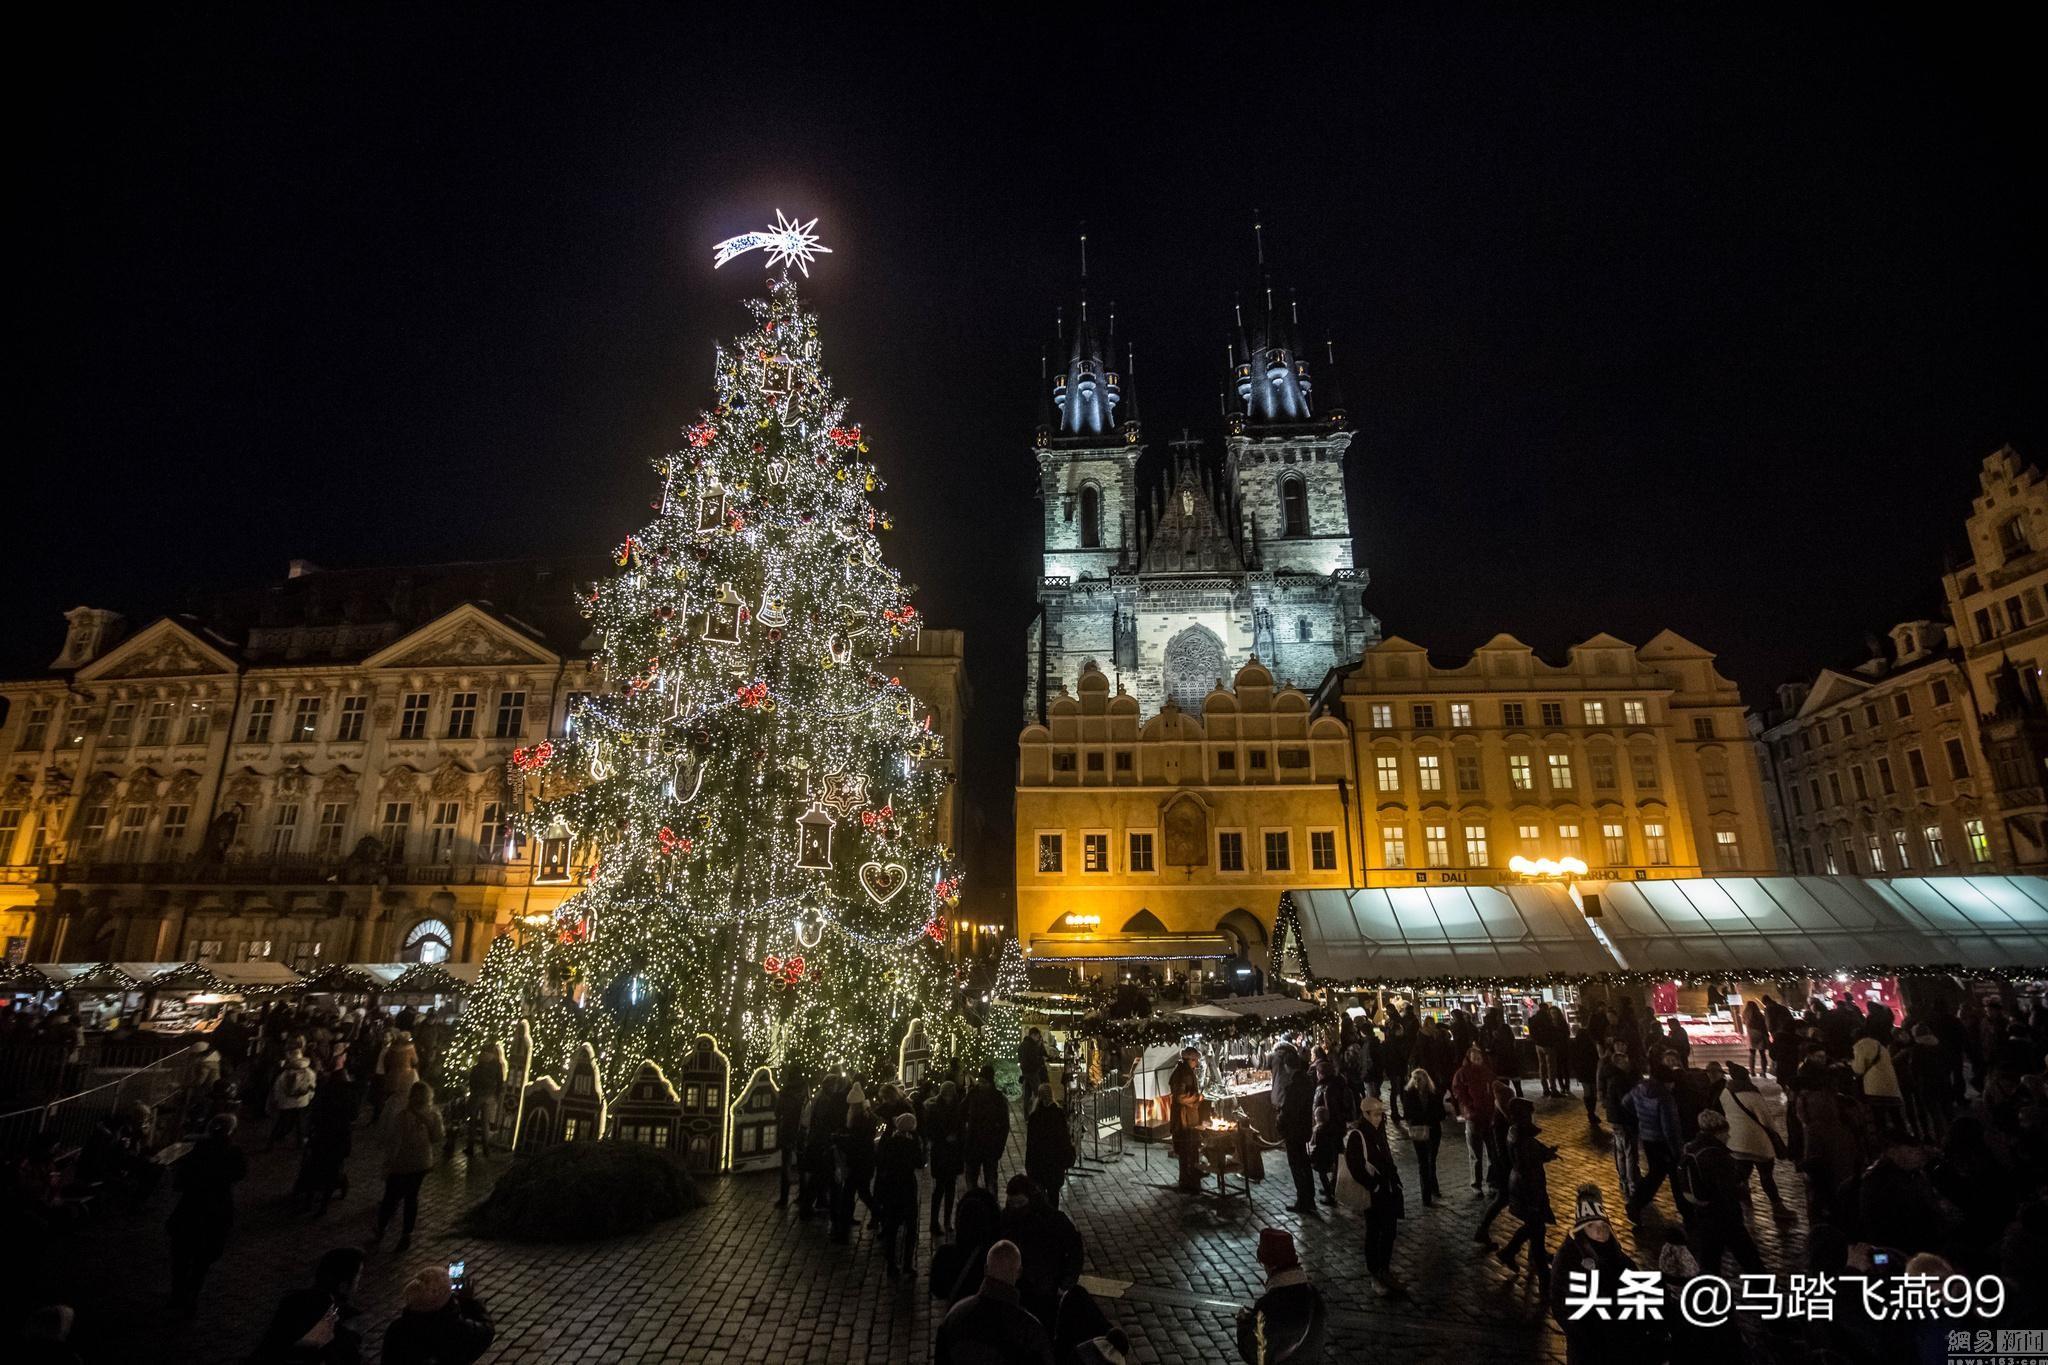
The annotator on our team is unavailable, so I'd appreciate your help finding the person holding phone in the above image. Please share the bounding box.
[251,1246,364,1364]
[381,1263,493,1365]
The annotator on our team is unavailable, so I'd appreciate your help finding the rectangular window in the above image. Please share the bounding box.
[398,693,430,740]
[1583,700,1606,726]
[314,802,349,858]
[1518,823,1542,856]
[1817,720,1832,744]
[1082,832,1109,873]
[1381,827,1408,868]
[1632,753,1659,789]
[1115,751,1134,772]
[1866,832,1886,873]
[1704,769,1731,797]
[1692,717,1715,740]
[1557,823,1582,858]
[1800,848,1816,874]
[1128,831,1155,873]
[1824,844,1840,875]
[1924,824,1948,867]
[1863,703,1881,731]
[1247,749,1268,771]
[159,805,190,856]
[1085,752,1104,772]
[1423,825,1450,868]
[1278,747,1310,769]
[337,695,367,742]
[1965,818,1990,863]
[1622,699,1648,726]
[0,808,21,864]
[1894,692,1913,719]
[1454,755,1481,793]
[1906,748,1930,788]
[495,690,527,739]
[1944,738,1969,780]
[269,805,300,856]
[1263,830,1291,871]
[1309,830,1337,872]
[1876,757,1895,795]
[244,697,276,743]
[379,802,412,863]
[1601,822,1627,865]
[190,939,223,964]
[1644,822,1670,865]
[1715,830,1741,869]
[1370,703,1394,729]
[1591,752,1617,789]
[19,706,52,750]
[1501,701,1526,728]
[78,804,110,853]
[1508,754,1534,791]
[181,702,210,745]
[1416,754,1442,792]
[1839,713,1853,737]
[1891,829,1911,869]
[1215,751,1236,772]
[478,802,507,863]
[1449,702,1473,728]
[106,702,136,744]
[114,806,149,860]
[447,692,478,739]
[1463,824,1491,866]
[1217,831,1245,872]
[1790,785,1804,816]
[136,700,171,746]
[289,940,324,973]
[1851,765,1870,801]
[1808,777,1822,809]
[428,801,462,862]
[292,696,323,741]
[1827,772,1844,805]
[1053,752,1076,772]
[1036,833,1063,873]
[1411,703,1436,729]
[1375,754,1400,792]
[1931,679,1951,706]
[1540,702,1565,727]
[1547,753,1574,790]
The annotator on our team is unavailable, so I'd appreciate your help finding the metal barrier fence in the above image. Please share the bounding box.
[1070,1082,1127,1164]
[0,1046,196,1159]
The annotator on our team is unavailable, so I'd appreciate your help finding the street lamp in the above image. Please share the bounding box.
[1508,855,1589,881]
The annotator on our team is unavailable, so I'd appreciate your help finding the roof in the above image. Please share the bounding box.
[1176,993,1316,1019]
[1027,932,1236,962]
[1590,878,1949,975]
[1286,885,1618,985]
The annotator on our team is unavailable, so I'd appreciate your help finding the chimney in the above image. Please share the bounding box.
[52,607,127,670]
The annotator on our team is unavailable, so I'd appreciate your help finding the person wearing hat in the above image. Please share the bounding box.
[1168,1046,1206,1193]
[872,1110,925,1277]
[1678,1108,1761,1274]
[1344,1095,1406,1295]
[380,1264,493,1365]
[269,1045,318,1149]
[1547,1184,1646,1365]
[1235,1227,1326,1364]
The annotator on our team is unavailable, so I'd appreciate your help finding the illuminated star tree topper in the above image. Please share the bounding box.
[713,209,833,277]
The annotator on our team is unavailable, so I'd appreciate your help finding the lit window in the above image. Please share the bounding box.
[1080,832,1110,872]
[1382,827,1408,868]
[1370,704,1394,729]
[1037,833,1063,873]
[1644,822,1670,865]
[1825,845,1839,875]
[1601,822,1627,865]
[1965,818,1990,863]
[1891,829,1910,870]
[1449,703,1473,728]
[1263,830,1291,871]
[1622,699,1648,726]
[1557,823,1582,858]
[1924,824,1947,867]
[1582,701,1606,726]
[1547,754,1574,790]
[1128,831,1154,872]
[1416,754,1442,792]
[1217,831,1245,872]
[1375,754,1400,792]
[1715,830,1741,868]
[1518,824,1542,856]
[292,696,323,741]
[1309,830,1337,871]
[1423,825,1450,867]
[403,918,452,965]
[1508,755,1533,791]
[1865,832,1885,873]
[1463,824,1490,866]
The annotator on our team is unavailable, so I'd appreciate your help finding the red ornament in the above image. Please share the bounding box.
[687,421,716,448]
[615,535,640,567]
[657,826,691,857]
[827,425,862,449]
[511,740,554,773]
[763,953,783,975]
[736,680,769,710]
[925,916,947,944]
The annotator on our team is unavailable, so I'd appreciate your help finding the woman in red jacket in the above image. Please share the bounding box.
[1448,1045,1500,1193]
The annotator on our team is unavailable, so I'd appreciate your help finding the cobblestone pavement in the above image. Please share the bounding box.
[40,1047,1808,1363]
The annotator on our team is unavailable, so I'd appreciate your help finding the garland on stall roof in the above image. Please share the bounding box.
[1081,1003,1341,1054]
[1296,964,2048,994]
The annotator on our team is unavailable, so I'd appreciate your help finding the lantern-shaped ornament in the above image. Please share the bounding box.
[702,582,745,645]
[696,485,727,534]
[535,817,575,886]
[794,801,836,871]
[828,633,854,667]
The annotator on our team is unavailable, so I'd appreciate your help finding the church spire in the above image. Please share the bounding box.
[1051,228,1122,438]
[1228,217,1317,426]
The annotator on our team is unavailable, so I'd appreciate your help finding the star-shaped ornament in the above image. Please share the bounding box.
[813,767,869,820]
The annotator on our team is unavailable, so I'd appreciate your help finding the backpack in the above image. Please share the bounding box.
[1674,1145,1711,1209]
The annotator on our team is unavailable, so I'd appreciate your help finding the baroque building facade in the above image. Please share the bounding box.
[1755,446,2048,874]
[0,558,965,967]
[1024,280,1378,722]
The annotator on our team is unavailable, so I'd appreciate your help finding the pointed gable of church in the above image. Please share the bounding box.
[1141,448,1245,575]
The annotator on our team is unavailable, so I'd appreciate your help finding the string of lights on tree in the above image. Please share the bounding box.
[450,226,965,1086]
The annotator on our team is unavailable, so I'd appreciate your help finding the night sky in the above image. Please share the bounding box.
[22,11,2043,906]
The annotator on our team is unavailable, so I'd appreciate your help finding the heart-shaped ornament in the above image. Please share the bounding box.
[859,861,908,905]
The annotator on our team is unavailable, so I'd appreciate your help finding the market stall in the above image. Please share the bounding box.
[137,960,305,1031]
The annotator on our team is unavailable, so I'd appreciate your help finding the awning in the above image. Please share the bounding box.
[35,962,154,991]
[1284,885,1617,986]
[1589,877,1954,976]
[205,961,306,990]
[1027,933,1236,963]
[1177,993,1317,1020]
[1865,876,2048,971]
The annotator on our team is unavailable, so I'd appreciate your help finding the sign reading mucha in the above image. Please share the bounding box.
[1162,793,1208,868]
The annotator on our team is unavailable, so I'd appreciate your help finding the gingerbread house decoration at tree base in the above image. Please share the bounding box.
[676,1035,732,1173]
[515,1076,562,1153]
[559,1043,608,1142]
[611,1060,684,1150]
[727,1066,780,1173]
[897,1017,931,1090]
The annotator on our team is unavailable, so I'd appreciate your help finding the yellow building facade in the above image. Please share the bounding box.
[1016,659,1354,978]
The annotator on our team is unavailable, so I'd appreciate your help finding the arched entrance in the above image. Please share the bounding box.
[401,917,453,964]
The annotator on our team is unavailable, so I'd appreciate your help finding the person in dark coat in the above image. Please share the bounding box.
[1412,1015,1455,1093]
[804,1075,848,1218]
[1567,1023,1603,1133]
[999,1175,1084,1332]
[1274,1045,1318,1217]
[1235,1227,1326,1364]
[1024,1084,1076,1210]
[874,1111,926,1276]
[1379,1001,1414,1123]
[1308,1103,1344,1206]
[930,1186,1002,1307]
[833,1086,879,1243]
[1018,1029,1050,1103]
[934,1240,1055,1365]
[294,1056,358,1215]
[1398,1068,1446,1205]
[1344,1096,1405,1295]
[1548,1186,1648,1365]
[1677,1111,1761,1274]
[964,1065,1011,1193]
[380,1265,493,1365]
[250,1246,365,1364]
[1495,1098,1557,1281]
[923,1080,966,1234]
[775,1067,808,1209]
[167,1113,248,1316]
[1479,1006,1522,1096]
[1168,1047,1205,1193]
[1622,1067,1683,1222]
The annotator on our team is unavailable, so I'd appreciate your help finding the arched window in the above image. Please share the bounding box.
[1280,476,1308,537]
[1079,483,1102,548]
[2001,515,2030,558]
[1296,617,1313,642]
[402,917,453,964]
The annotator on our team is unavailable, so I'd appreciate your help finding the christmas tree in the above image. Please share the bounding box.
[463,231,963,1088]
